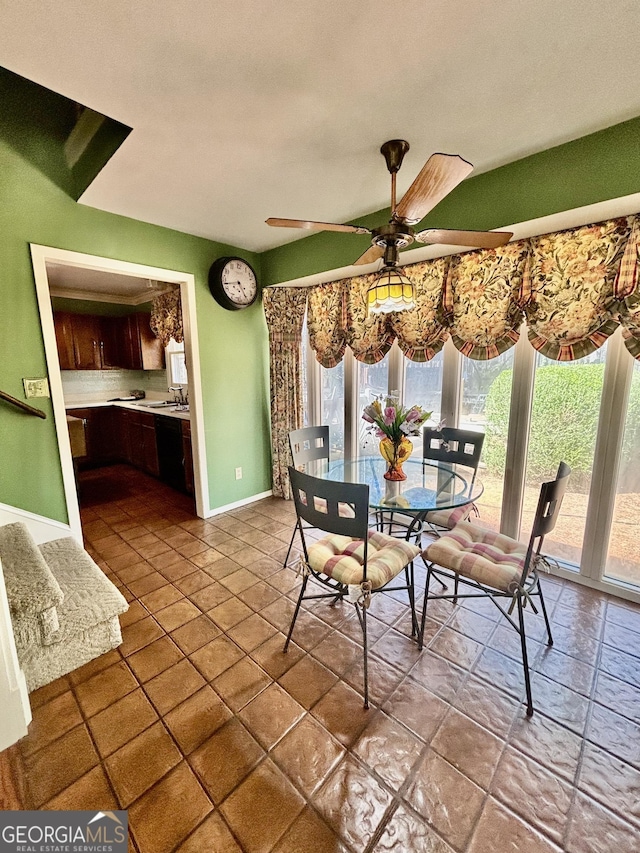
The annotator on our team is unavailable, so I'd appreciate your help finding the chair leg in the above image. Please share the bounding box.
[453,574,459,605]
[516,591,534,716]
[537,580,554,647]
[284,574,308,652]
[418,564,432,650]
[405,562,417,637]
[362,602,369,710]
[282,521,299,569]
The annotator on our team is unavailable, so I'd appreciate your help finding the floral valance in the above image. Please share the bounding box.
[297,213,640,364]
[150,286,183,347]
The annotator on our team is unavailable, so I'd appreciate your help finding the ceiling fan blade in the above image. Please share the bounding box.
[414,228,513,248]
[352,245,385,266]
[394,153,474,225]
[266,218,370,235]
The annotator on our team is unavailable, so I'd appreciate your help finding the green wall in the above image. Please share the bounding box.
[261,116,640,285]
[0,137,271,522]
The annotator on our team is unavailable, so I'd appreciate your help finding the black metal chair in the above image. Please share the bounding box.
[286,466,421,708]
[420,461,571,716]
[282,426,333,568]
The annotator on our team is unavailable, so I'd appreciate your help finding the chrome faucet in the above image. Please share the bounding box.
[169,386,188,409]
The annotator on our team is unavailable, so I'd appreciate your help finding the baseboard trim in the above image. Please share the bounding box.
[0,503,73,544]
[204,490,274,518]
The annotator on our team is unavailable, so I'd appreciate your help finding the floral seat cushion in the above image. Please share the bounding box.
[424,522,529,592]
[308,530,420,589]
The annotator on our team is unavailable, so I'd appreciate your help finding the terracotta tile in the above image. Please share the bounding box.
[190,718,265,802]
[370,627,424,670]
[530,673,590,734]
[467,797,562,853]
[343,655,406,707]
[261,596,297,631]
[127,571,169,598]
[170,613,221,654]
[134,539,174,560]
[174,569,215,595]
[372,804,455,853]
[286,610,334,651]
[189,581,233,611]
[213,656,271,711]
[218,567,260,595]
[221,758,305,853]
[271,714,344,796]
[118,599,149,627]
[272,806,349,853]
[88,688,159,758]
[603,620,640,654]
[43,765,118,811]
[579,742,640,826]
[154,597,201,632]
[237,579,282,611]
[28,675,70,710]
[139,583,184,613]
[431,708,503,789]
[21,690,84,756]
[188,547,225,568]
[313,755,393,851]
[548,623,600,665]
[511,711,583,782]
[127,635,183,682]
[129,762,213,853]
[66,649,122,686]
[354,711,422,791]
[312,630,362,676]
[407,747,488,851]
[158,557,198,582]
[119,525,152,542]
[278,655,338,709]
[566,791,639,853]
[208,596,254,630]
[175,812,242,853]
[190,635,245,680]
[74,661,138,717]
[383,677,449,742]
[491,746,572,842]
[473,646,528,699]
[587,703,640,769]
[147,548,185,570]
[535,646,596,696]
[227,612,278,652]
[593,671,640,724]
[214,537,248,556]
[236,682,304,749]
[164,686,232,754]
[144,658,206,714]
[446,607,496,643]
[339,610,389,645]
[605,600,640,634]
[250,632,305,678]
[311,681,372,747]
[453,675,520,737]
[599,644,640,689]
[430,626,483,670]
[119,615,165,656]
[409,649,467,702]
[204,555,246,580]
[23,725,99,807]
[105,721,182,807]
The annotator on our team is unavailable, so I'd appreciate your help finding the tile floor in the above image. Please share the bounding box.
[7,463,640,852]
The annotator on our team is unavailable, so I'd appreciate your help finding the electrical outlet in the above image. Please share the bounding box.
[23,378,50,398]
[235,467,243,480]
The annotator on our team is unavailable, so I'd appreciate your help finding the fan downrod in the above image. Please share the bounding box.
[380,140,410,174]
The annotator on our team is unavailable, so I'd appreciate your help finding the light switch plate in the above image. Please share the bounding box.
[23,378,50,398]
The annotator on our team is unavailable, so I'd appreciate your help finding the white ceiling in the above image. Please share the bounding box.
[2,0,640,253]
[46,263,170,302]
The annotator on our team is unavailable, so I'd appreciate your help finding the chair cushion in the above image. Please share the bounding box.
[425,503,474,530]
[308,530,420,589]
[425,522,528,592]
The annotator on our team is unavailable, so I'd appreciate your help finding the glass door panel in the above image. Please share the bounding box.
[462,350,515,531]
[357,358,390,456]
[404,352,444,422]
[321,362,344,460]
[522,347,608,565]
[605,357,640,586]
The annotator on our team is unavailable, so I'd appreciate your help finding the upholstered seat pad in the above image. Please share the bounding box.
[308,530,420,589]
[425,503,474,530]
[425,522,529,592]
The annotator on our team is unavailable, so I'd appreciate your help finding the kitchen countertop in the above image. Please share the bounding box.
[64,397,191,421]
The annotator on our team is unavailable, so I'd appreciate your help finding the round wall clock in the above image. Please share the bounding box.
[208,256,258,310]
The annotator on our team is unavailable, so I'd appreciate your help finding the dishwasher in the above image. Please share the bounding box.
[155,415,186,492]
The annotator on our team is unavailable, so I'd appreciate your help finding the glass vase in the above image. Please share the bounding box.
[380,436,413,481]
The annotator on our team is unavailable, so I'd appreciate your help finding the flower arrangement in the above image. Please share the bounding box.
[362,394,432,443]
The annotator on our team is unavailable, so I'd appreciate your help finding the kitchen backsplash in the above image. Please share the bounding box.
[61,369,169,397]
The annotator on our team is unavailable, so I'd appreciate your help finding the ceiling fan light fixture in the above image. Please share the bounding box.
[367,266,415,314]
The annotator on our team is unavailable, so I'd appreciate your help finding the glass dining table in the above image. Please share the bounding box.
[312,456,484,540]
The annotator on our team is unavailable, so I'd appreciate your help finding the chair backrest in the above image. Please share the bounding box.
[422,427,485,471]
[289,426,331,468]
[530,461,571,542]
[288,466,370,542]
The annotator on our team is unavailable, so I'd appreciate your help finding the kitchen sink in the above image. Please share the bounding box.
[133,400,175,408]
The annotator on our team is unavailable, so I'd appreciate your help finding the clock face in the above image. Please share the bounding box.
[209,257,258,310]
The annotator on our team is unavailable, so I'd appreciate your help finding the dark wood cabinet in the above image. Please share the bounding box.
[67,406,119,469]
[118,408,159,476]
[53,311,165,371]
[182,420,194,495]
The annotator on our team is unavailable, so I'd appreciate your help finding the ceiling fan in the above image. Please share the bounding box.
[266,140,513,268]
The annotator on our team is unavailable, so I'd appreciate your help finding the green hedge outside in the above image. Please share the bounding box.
[484,362,640,489]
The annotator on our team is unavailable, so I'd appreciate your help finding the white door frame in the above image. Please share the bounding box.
[30,244,210,541]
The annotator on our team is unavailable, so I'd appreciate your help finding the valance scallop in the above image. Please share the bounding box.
[390,257,449,362]
[307,281,347,368]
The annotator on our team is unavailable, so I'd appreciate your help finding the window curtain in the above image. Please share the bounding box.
[150,285,183,346]
[263,287,308,499]
[303,214,640,366]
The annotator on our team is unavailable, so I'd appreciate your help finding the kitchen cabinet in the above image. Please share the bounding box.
[118,408,159,476]
[66,407,119,468]
[53,311,164,371]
